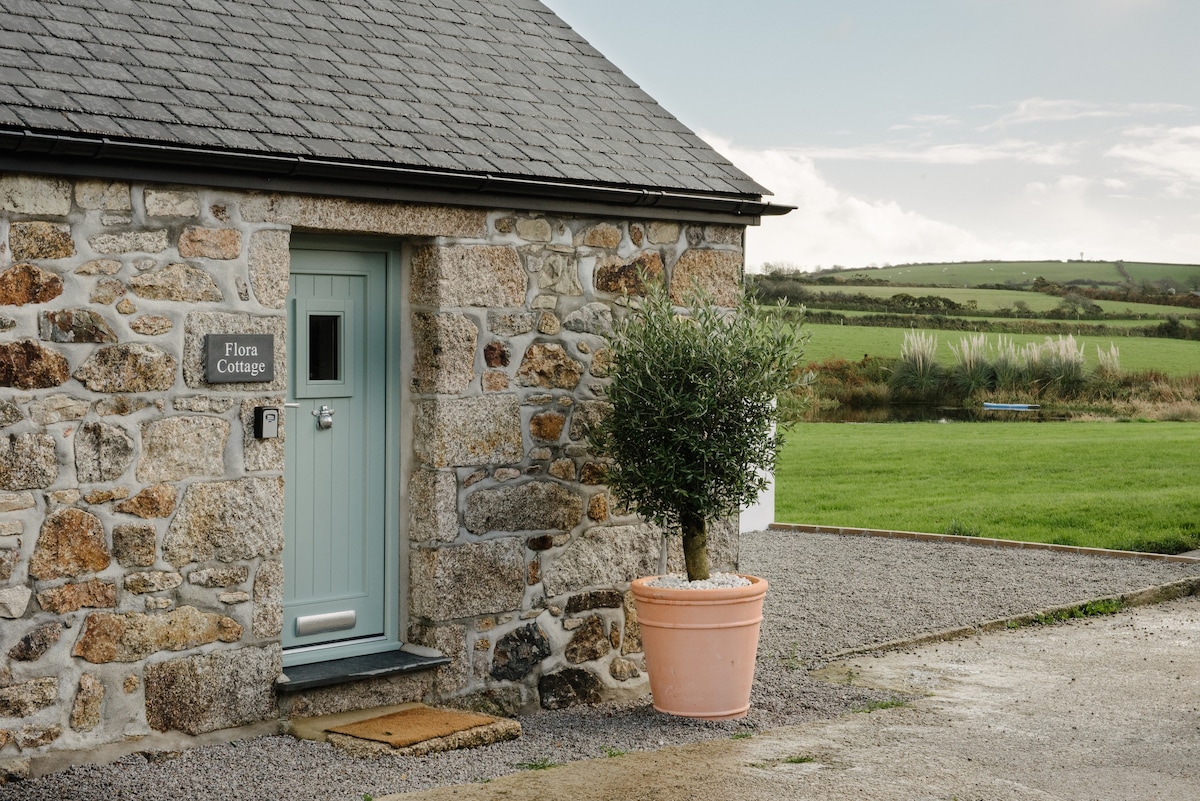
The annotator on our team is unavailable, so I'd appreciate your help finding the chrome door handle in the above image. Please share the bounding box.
[312,405,335,429]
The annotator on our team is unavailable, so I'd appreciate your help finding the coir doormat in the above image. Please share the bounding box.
[326,705,502,748]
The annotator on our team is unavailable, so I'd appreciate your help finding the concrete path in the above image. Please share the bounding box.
[385,595,1200,800]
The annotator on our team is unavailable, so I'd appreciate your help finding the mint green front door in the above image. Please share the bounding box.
[284,246,389,660]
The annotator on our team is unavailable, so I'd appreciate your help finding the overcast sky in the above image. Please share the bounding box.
[544,0,1200,271]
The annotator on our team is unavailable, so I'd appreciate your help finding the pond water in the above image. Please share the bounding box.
[811,405,1074,423]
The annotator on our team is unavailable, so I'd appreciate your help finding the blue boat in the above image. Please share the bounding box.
[982,402,1041,411]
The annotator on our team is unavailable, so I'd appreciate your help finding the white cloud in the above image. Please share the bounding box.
[705,133,1200,270]
[786,139,1073,166]
[984,98,1190,129]
[1105,125,1200,187]
[704,135,990,270]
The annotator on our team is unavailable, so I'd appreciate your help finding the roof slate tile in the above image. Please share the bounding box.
[0,0,765,197]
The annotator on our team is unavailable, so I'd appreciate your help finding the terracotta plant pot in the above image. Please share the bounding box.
[630,574,768,720]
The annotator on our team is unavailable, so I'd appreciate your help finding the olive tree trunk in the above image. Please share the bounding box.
[681,510,709,582]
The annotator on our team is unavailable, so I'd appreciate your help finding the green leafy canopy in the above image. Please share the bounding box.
[595,279,808,577]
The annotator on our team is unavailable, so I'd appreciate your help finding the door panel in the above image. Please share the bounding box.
[284,248,388,653]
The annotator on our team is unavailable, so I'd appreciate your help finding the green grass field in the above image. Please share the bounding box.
[800,322,1200,376]
[828,260,1200,288]
[774,421,1200,552]
[803,285,1191,316]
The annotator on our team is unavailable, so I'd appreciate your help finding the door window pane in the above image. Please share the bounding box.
[309,314,340,381]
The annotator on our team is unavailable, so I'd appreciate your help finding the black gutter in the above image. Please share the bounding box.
[0,128,794,222]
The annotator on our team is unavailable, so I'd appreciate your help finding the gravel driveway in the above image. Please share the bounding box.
[4,530,1198,801]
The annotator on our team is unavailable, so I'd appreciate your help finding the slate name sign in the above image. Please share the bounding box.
[205,334,275,383]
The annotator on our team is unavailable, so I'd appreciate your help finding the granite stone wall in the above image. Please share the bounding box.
[0,171,744,774]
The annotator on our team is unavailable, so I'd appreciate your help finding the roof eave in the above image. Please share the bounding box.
[0,128,794,224]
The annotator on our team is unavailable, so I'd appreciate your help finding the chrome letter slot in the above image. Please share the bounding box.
[295,610,356,636]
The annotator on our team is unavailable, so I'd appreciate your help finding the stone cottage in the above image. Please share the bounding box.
[0,0,790,776]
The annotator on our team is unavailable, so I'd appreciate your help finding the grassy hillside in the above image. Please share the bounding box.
[802,285,1190,316]
[801,322,1200,376]
[823,260,1200,289]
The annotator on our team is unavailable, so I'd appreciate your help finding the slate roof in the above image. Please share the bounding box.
[0,0,774,207]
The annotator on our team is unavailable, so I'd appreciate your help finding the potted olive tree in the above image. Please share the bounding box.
[595,278,807,719]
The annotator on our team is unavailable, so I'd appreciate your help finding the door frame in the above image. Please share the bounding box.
[283,234,409,668]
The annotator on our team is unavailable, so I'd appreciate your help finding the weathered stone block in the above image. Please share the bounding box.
[529,410,565,442]
[412,312,478,393]
[647,221,680,244]
[0,432,58,489]
[0,400,21,427]
[144,189,200,217]
[587,492,608,522]
[30,508,110,580]
[622,590,641,655]
[533,251,582,295]
[565,590,623,613]
[487,311,534,336]
[413,395,522,468]
[490,623,551,681]
[39,308,117,343]
[564,616,610,663]
[8,622,63,661]
[0,174,71,215]
[410,537,525,621]
[70,673,104,731]
[188,565,249,587]
[75,179,130,211]
[115,483,177,518]
[240,194,485,238]
[609,656,640,681]
[72,605,243,663]
[89,276,126,304]
[568,400,610,442]
[581,223,621,249]
[124,571,183,594]
[144,645,280,734]
[248,229,290,308]
[130,263,222,302]
[252,558,283,638]
[411,244,526,307]
[594,251,664,295]
[0,677,58,717]
[87,230,169,255]
[515,343,583,389]
[0,341,70,389]
[409,469,459,544]
[178,227,242,259]
[130,314,173,335]
[671,249,742,307]
[75,421,134,483]
[0,585,32,618]
[74,343,177,392]
[516,218,553,242]
[542,523,660,598]
[75,258,122,275]
[538,668,602,709]
[162,476,284,567]
[36,579,116,614]
[0,549,17,581]
[464,481,583,535]
[16,724,60,749]
[10,221,75,260]
[137,416,229,482]
[563,302,614,336]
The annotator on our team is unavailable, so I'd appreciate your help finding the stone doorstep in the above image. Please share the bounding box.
[287,702,522,759]
[277,648,450,693]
